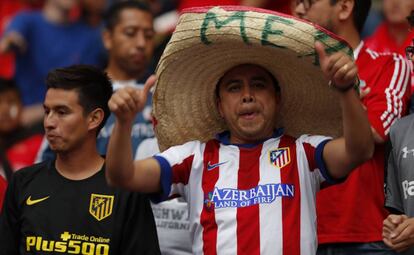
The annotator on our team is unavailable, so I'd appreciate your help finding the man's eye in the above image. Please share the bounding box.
[145,31,155,40]
[253,82,266,88]
[252,81,267,89]
[228,85,240,92]
[124,29,136,37]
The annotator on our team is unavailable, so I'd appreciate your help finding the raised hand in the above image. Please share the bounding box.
[0,31,26,54]
[108,75,156,125]
[315,41,358,92]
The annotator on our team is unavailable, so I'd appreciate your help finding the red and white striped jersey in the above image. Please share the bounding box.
[154,131,332,255]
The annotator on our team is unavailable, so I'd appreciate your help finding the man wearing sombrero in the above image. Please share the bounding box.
[382,10,414,255]
[106,6,374,254]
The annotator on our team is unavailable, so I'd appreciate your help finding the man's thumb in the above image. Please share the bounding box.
[315,41,327,64]
[143,75,157,96]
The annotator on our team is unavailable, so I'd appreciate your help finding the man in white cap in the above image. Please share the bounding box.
[106,6,374,255]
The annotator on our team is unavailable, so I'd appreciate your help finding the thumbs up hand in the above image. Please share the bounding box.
[108,75,157,125]
[315,41,358,92]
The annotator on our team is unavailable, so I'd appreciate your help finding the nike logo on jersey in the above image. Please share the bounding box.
[207,161,227,171]
[26,195,50,205]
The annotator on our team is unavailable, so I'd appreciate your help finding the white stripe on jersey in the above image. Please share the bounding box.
[215,144,238,254]
[259,138,283,254]
[297,135,323,254]
[372,51,410,134]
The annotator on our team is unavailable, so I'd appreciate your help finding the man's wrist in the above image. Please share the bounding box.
[329,77,360,93]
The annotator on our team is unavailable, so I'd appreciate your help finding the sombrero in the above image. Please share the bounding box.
[153,6,356,151]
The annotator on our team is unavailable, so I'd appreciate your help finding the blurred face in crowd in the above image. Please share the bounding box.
[43,89,93,154]
[0,89,22,133]
[80,0,106,15]
[383,0,414,25]
[217,64,280,144]
[295,0,338,32]
[103,8,155,79]
[50,0,79,12]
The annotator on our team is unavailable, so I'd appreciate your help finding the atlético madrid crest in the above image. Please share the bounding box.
[89,194,114,221]
[269,147,291,168]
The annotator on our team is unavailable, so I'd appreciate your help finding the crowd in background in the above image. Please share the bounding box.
[0,0,413,254]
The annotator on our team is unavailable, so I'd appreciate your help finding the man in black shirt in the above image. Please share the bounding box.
[0,65,160,255]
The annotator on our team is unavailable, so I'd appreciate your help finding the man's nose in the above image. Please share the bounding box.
[44,112,56,128]
[135,32,146,49]
[241,86,254,103]
[294,2,306,17]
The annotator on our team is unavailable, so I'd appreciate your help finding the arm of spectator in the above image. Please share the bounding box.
[106,75,162,193]
[363,55,410,144]
[359,86,385,144]
[315,42,374,179]
[0,31,26,54]
[383,214,414,252]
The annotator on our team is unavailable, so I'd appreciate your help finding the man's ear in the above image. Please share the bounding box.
[88,108,104,131]
[338,0,354,22]
[102,30,112,51]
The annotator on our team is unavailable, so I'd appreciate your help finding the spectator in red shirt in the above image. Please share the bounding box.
[296,0,411,254]
[366,0,414,113]
[365,0,414,56]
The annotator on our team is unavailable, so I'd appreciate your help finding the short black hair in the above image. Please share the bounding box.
[408,10,414,27]
[330,0,371,33]
[104,1,152,31]
[0,78,20,96]
[45,65,113,134]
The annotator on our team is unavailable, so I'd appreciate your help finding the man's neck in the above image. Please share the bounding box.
[335,25,361,50]
[386,22,411,46]
[55,140,104,180]
[106,62,143,81]
[42,2,71,24]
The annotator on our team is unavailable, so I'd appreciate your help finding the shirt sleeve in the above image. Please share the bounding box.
[0,174,20,255]
[363,54,411,140]
[152,141,201,203]
[4,12,31,43]
[297,135,338,185]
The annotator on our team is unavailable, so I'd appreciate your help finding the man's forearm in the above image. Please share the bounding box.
[105,121,135,187]
[340,88,374,166]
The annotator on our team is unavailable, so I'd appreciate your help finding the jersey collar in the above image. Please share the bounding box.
[216,128,284,148]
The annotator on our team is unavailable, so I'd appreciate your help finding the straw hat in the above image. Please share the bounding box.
[153,6,356,151]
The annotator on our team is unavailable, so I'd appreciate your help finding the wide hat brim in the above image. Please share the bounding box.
[153,6,355,151]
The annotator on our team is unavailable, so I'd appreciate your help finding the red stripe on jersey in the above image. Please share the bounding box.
[236,145,263,255]
[303,143,316,171]
[200,140,220,255]
[172,155,194,185]
[280,136,300,255]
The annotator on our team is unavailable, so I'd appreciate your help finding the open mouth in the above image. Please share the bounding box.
[239,111,257,120]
